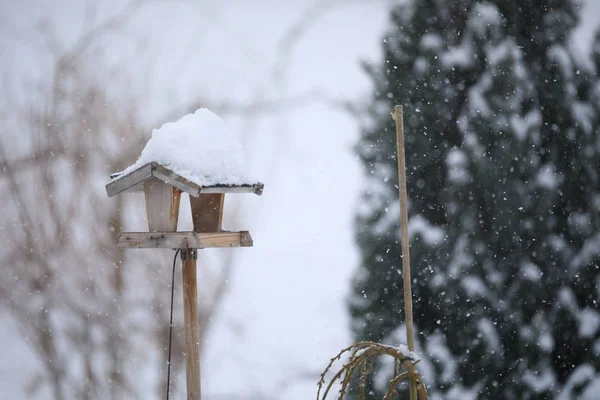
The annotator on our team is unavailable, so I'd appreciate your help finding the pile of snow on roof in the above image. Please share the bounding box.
[120,108,254,187]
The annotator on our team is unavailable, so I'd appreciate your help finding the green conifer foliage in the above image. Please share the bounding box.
[351,1,600,398]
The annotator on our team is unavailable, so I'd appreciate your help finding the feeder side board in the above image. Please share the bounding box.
[144,178,182,232]
[190,194,224,233]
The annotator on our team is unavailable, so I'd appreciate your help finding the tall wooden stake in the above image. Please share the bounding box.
[393,105,417,400]
[182,249,201,400]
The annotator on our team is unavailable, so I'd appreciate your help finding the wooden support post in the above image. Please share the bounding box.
[181,249,201,400]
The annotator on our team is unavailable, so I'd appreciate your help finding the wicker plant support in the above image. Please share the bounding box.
[316,342,428,400]
[317,106,427,399]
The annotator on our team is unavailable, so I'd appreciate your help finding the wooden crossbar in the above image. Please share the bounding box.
[117,231,253,249]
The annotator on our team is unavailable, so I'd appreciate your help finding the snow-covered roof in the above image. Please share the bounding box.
[106,109,263,197]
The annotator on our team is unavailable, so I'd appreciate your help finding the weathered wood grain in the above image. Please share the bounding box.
[144,178,181,232]
[190,194,224,233]
[105,163,153,197]
[153,163,202,196]
[182,250,201,400]
[116,231,253,249]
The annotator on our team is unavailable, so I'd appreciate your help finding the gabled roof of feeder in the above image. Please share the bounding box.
[106,162,263,197]
[105,108,263,198]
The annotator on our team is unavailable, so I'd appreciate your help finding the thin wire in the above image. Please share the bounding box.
[166,249,180,400]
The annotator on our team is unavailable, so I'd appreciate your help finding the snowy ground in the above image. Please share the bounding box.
[2,0,600,399]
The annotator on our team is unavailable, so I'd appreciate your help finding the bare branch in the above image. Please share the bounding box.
[60,0,145,65]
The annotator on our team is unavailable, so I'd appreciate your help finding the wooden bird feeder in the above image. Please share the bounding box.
[106,161,263,249]
[106,158,263,399]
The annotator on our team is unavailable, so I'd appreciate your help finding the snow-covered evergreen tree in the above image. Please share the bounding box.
[350,0,600,398]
